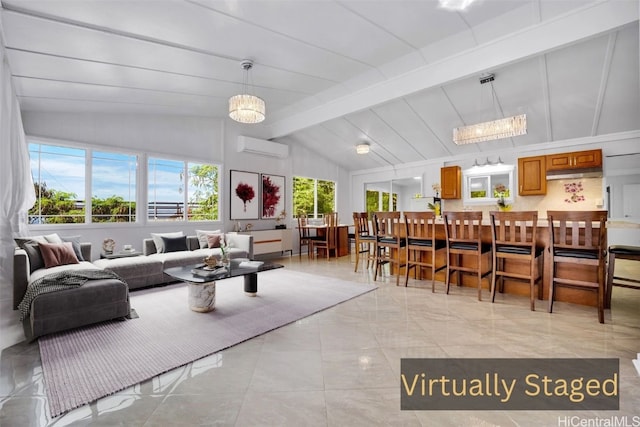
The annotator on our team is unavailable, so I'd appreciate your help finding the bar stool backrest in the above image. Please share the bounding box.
[443,211,483,245]
[547,210,607,255]
[404,211,437,243]
[490,210,538,250]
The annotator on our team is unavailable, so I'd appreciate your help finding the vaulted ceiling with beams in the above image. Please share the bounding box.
[1,0,638,171]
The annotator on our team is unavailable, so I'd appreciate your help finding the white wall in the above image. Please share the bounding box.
[19,112,349,259]
[350,131,640,217]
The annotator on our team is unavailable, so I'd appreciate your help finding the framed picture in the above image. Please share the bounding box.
[230,170,259,220]
[260,174,285,219]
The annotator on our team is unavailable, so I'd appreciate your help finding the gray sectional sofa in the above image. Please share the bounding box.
[92,233,253,289]
[13,232,253,340]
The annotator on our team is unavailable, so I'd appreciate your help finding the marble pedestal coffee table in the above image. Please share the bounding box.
[164,260,284,312]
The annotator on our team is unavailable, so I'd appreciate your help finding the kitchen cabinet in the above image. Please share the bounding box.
[546,149,602,171]
[518,155,547,196]
[441,166,461,199]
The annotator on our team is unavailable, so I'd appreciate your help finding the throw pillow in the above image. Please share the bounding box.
[150,231,184,253]
[196,229,221,249]
[23,242,45,273]
[14,236,47,247]
[206,234,223,248]
[161,235,188,253]
[61,235,85,261]
[43,233,63,244]
[38,242,79,268]
[15,237,48,273]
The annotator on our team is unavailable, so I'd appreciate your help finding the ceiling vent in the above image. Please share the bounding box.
[237,136,289,158]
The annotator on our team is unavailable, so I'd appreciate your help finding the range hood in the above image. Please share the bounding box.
[546,167,603,180]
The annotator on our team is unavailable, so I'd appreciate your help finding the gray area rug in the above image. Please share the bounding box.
[39,269,376,417]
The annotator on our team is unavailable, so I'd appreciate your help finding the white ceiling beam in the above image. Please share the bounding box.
[591,32,617,136]
[267,0,638,139]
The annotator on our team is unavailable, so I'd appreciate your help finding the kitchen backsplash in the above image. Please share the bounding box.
[444,177,604,218]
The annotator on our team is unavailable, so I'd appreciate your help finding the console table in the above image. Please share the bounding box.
[239,229,293,256]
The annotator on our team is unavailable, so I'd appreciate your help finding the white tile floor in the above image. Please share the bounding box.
[1,255,639,426]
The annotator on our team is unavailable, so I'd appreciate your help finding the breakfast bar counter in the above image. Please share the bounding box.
[395,219,612,307]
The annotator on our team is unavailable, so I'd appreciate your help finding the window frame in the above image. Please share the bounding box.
[26,136,222,229]
[292,176,336,218]
[462,164,515,206]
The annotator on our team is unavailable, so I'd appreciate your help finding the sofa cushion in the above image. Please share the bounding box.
[162,235,188,253]
[150,231,184,253]
[43,233,64,244]
[196,229,221,249]
[93,256,163,278]
[60,235,86,261]
[151,251,207,269]
[207,234,222,248]
[30,261,99,282]
[39,242,79,268]
[24,242,45,273]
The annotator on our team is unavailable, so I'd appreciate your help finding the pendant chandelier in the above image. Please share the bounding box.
[229,60,266,124]
[452,74,527,145]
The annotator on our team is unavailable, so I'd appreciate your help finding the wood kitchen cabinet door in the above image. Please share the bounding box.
[518,155,547,195]
[441,166,461,199]
[546,149,602,171]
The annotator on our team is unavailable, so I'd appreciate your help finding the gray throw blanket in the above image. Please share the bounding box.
[18,269,127,321]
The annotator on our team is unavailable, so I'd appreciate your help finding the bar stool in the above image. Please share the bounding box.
[353,212,375,272]
[443,211,492,300]
[606,245,640,308]
[489,211,544,310]
[547,210,608,323]
[403,211,446,291]
[372,211,406,286]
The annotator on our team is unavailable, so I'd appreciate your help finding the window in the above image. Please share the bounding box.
[463,164,515,205]
[293,176,335,218]
[29,143,86,224]
[92,151,137,223]
[29,142,139,224]
[148,158,219,221]
[366,190,397,215]
[27,140,220,225]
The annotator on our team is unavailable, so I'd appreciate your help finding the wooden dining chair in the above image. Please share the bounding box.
[489,210,544,310]
[372,211,406,285]
[547,210,608,323]
[297,215,322,258]
[443,211,492,300]
[310,212,338,260]
[353,212,375,272]
[403,211,446,291]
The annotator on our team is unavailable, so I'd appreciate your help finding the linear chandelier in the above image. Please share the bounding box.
[453,114,527,145]
[229,60,265,124]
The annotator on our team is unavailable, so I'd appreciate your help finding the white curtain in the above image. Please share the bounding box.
[0,40,35,283]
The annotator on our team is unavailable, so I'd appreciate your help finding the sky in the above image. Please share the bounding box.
[29,142,198,202]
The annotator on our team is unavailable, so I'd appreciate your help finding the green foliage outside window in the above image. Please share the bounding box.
[293,176,335,217]
[30,183,85,224]
[188,164,219,220]
[366,190,397,215]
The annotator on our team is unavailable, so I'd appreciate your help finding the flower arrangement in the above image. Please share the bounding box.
[432,182,441,198]
[494,183,510,210]
[564,182,585,203]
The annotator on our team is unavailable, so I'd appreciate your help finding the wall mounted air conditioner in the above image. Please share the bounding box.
[237,136,289,159]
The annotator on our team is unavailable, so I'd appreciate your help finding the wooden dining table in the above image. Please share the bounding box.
[298,224,351,257]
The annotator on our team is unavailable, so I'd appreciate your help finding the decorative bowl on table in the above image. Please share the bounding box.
[204,255,218,268]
